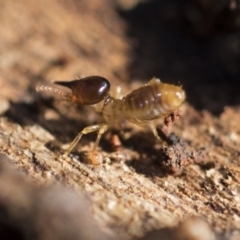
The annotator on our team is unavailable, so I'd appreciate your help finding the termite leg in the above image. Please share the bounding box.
[148,121,161,140]
[93,124,109,151]
[135,121,161,141]
[111,85,124,99]
[147,77,161,85]
[64,123,110,155]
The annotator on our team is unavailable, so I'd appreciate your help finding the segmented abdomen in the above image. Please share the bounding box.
[122,84,166,121]
[122,82,185,121]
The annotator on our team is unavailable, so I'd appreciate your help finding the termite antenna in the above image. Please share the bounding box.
[36,85,70,99]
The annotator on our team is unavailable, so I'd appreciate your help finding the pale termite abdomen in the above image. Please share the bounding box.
[122,82,185,121]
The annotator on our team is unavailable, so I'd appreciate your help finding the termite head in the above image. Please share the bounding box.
[161,84,186,111]
[36,76,110,105]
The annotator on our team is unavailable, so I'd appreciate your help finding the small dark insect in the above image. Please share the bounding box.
[36,76,186,156]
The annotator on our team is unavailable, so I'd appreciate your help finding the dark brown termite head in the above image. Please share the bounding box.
[36,76,111,105]
[55,76,111,105]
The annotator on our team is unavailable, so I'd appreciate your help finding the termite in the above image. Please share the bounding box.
[36,76,186,155]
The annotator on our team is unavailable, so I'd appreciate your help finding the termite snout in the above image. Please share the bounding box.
[55,76,110,105]
[36,76,111,106]
[160,84,186,111]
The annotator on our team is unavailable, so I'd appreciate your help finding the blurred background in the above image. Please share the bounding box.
[118,0,240,114]
[0,0,240,115]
